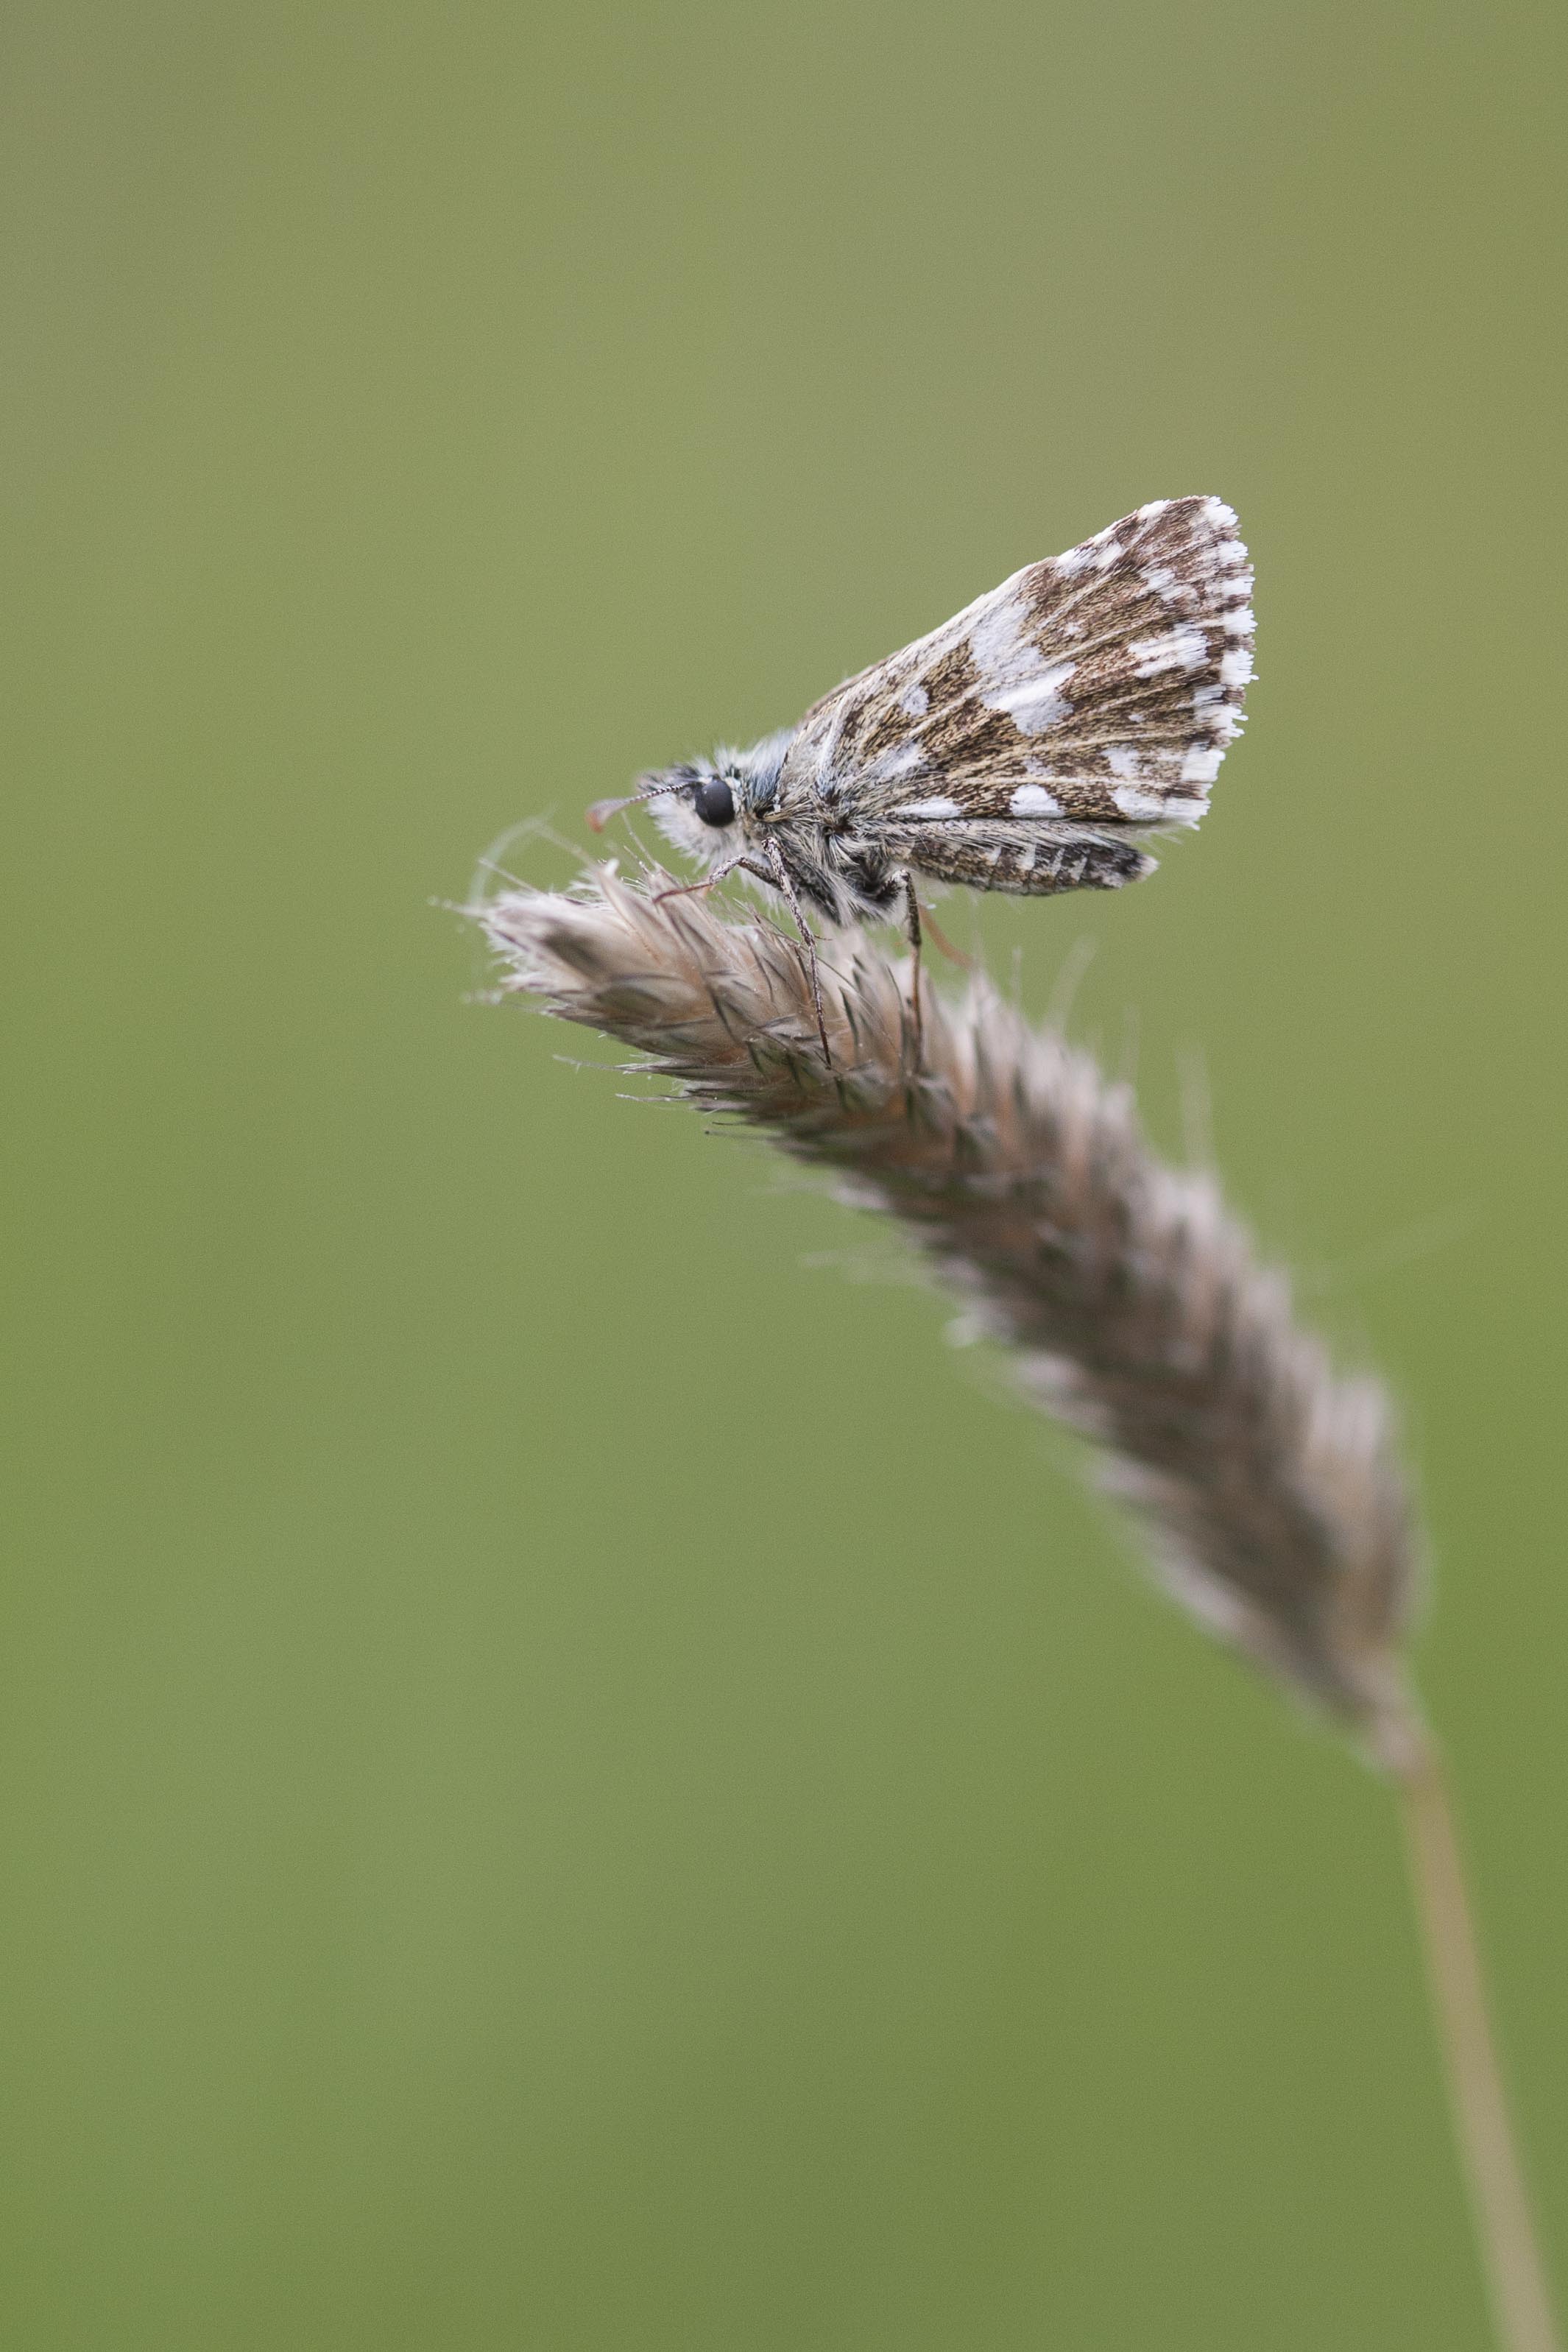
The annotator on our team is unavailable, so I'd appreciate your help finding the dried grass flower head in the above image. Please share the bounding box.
[468,857,1559,2352]
[473,859,1419,1763]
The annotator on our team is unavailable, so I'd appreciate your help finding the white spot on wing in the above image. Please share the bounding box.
[968,591,1077,732]
[968,589,1033,675]
[1055,543,1093,577]
[1137,498,1170,520]
[895,795,963,819]
[1219,646,1253,688]
[1192,682,1242,743]
[1180,744,1223,785]
[1131,625,1208,677]
[989,662,1076,733]
[1104,746,1141,779]
[865,742,925,781]
[1112,785,1170,819]
[1202,498,1239,531]
[1221,604,1255,636]
[1009,784,1064,815]
[1109,785,1170,823]
[899,682,929,716]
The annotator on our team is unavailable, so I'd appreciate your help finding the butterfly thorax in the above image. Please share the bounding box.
[646,728,903,923]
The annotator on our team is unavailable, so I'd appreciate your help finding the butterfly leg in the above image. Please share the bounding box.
[651,865,737,905]
[901,874,925,1065]
[759,841,833,1067]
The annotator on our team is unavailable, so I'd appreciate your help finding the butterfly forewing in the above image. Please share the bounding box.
[779,495,1254,833]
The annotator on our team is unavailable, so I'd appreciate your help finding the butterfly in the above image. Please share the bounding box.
[588,495,1253,1056]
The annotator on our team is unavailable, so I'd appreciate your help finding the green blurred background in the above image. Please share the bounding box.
[3,4,1564,2345]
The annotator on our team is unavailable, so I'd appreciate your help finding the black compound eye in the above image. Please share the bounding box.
[692,776,736,827]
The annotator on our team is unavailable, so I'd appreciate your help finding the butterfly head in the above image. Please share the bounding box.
[585,757,742,869]
[587,728,799,871]
[654,759,746,867]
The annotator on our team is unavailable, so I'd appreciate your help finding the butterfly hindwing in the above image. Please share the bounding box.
[871,819,1155,897]
[778,496,1254,833]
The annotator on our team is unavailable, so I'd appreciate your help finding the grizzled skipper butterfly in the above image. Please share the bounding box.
[589,496,1254,1059]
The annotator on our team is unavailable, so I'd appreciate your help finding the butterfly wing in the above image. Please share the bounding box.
[778,496,1254,832]
[866,818,1155,896]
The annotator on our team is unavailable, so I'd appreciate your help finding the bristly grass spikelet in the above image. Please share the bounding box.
[467,866,1559,2352]
[474,862,1408,1744]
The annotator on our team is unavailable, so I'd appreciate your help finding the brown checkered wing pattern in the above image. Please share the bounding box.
[779,496,1254,834]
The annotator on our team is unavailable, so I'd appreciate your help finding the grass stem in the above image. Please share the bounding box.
[1397,1734,1559,2352]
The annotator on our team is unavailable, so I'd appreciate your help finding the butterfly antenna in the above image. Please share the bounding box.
[585,779,677,834]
